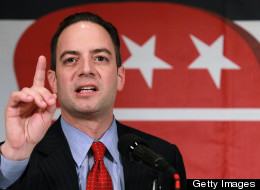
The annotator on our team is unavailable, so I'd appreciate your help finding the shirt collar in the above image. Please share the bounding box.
[99,118,120,164]
[60,116,119,167]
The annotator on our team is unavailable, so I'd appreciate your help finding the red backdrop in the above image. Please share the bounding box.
[7,2,260,178]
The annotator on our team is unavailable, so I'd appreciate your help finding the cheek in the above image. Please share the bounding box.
[56,75,70,93]
[56,70,72,85]
[101,74,118,95]
[106,71,119,86]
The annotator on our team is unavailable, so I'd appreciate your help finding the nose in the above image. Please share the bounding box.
[77,57,97,77]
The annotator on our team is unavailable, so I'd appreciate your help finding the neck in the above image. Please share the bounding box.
[61,111,114,140]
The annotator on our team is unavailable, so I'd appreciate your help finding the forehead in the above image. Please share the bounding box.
[57,21,115,54]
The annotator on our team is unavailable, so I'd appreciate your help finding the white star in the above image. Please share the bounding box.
[188,35,240,89]
[122,35,172,88]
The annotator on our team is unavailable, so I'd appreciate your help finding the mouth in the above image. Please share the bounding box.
[76,86,97,93]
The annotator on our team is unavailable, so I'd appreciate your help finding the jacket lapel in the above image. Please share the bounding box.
[36,118,79,190]
[117,121,154,190]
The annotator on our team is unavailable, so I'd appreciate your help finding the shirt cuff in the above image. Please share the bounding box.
[0,154,29,188]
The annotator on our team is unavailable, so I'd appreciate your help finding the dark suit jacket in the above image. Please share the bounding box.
[3,118,186,190]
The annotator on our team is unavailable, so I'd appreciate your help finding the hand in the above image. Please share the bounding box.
[1,56,57,161]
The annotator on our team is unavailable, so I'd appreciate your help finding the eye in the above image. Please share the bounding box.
[95,56,108,62]
[64,57,76,64]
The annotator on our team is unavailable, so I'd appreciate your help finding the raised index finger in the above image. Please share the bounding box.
[33,56,47,87]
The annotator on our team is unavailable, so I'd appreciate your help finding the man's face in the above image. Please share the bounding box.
[48,21,125,120]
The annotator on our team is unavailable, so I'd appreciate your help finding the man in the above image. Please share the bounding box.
[0,12,186,190]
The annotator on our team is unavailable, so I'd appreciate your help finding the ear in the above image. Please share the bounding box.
[47,70,57,94]
[117,66,125,91]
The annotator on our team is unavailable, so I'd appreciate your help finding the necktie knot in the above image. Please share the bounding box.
[91,142,106,161]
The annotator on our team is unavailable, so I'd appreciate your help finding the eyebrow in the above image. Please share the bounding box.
[59,48,113,61]
[90,48,112,56]
[60,50,80,61]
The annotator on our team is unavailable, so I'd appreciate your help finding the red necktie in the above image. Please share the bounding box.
[86,142,113,190]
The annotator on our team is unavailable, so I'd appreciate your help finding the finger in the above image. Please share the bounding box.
[33,55,47,87]
[31,86,57,106]
[45,100,57,122]
[22,87,48,108]
[7,91,34,107]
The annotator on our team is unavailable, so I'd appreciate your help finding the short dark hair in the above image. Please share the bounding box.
[50,12,122,71]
